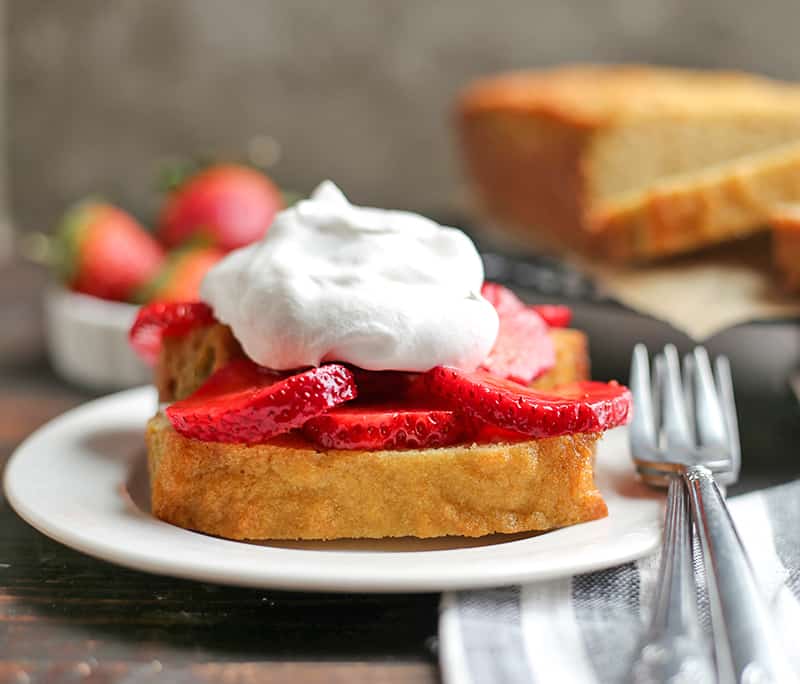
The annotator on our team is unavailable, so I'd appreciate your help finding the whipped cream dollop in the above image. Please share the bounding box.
[200,181,499,372]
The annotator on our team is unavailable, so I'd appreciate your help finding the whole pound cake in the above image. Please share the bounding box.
[458,64,800,261]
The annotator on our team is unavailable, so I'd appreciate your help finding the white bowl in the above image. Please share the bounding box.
[44,285,151,391]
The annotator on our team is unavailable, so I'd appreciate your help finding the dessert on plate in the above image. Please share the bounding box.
[130,182,631,541]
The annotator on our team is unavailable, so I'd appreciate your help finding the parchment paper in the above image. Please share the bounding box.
[576,237,800,340]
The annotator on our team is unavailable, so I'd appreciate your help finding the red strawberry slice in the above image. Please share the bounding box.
[423,367,632,438]
[166,359,357,444]
[479,307,555,384]
[531,304,572,328]
[302,403,466,450]
[469,422,533,444]
[482,282,573,329]
[481,282,525,316]
[129,301,216,364]
[348,368,420,402]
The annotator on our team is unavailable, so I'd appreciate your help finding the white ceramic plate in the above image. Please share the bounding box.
[4,387,663,593]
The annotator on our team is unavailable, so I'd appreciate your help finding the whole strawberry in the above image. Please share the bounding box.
[56,200,165,302]
[137,245,224,303]
[157,164,284,251]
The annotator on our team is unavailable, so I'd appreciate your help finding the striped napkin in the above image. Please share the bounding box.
[439,480,800,684]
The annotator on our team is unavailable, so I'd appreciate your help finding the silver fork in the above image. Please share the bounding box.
[629,344,797,684]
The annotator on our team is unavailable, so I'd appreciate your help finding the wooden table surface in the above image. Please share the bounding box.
[0,263,438,684]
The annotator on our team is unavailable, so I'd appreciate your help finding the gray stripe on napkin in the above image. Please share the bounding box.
[762,480,800,599]
[572,562,641,683]
[456,586,535,684]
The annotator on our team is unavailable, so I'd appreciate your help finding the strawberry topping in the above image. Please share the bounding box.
[422,366,631,438]
[302,403,466,450]
[166,358,357,444]
[479,282,571,383]
[530,304,572,328]
[481,282,525,315]
[482,282,573,329]
[479,307,555,384]
[468,422,533,444]
[348,368,420,402]
[129,301,216,364]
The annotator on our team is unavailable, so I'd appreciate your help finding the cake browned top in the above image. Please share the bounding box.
[459,64,800,125]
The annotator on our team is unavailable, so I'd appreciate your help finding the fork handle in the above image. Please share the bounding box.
[630,476,715,683]
[684,465,798,684]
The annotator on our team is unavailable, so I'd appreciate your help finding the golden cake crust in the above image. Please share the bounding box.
[459,65,800,125]
[147,414,607,540]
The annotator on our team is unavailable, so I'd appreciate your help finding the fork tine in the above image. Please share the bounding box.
[660,345,694,454]
[691,347,729,454]
[714,355,740,476]
[682,353,696,444]
[653,353,666,434]
[629,344,658,455]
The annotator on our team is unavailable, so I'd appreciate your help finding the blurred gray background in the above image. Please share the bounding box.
[5,0,800,240]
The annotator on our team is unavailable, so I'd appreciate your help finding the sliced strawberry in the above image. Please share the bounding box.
[302,402,466,450]
[423,367,631,438]
[468,422,533,444]
[482,282,573,329]
[479,307,555,383]
[348,368,420,402]
[531,304,572,328]
[166,359,357,444]
[129,301,216,363]
[481,282,525,316]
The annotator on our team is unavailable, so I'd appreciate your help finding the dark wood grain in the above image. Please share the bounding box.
[0,662,434,684]
[0,262,439,684]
